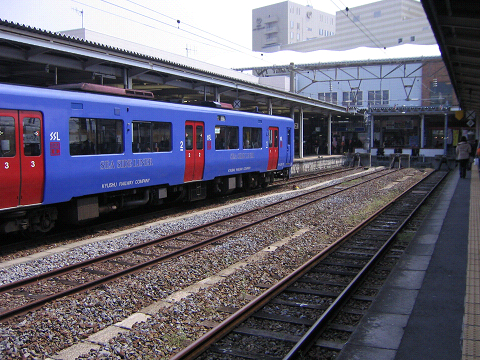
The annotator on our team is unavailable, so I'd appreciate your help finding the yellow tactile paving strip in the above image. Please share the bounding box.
[463,164,480,359]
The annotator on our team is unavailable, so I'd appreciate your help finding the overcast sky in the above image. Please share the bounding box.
[0,0,435,68]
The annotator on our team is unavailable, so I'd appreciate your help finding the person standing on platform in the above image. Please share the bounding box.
[475,143,480,173]
[456,136,471,178]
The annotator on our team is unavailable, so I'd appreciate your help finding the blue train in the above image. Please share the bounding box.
[0,83,294,233]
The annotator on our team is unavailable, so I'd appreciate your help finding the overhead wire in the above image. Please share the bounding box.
[328,0,386,51]
[123,0,254,53]
[72,0,392,69]
[71,0,269,65]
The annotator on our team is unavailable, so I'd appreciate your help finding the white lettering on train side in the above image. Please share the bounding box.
[100,158,153,170]
[102,178,150,189]
[230,152,255,160]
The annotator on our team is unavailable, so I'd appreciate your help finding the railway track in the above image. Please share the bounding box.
[0,166,353,256]
[171,170,447,360]
[0,168,393,323]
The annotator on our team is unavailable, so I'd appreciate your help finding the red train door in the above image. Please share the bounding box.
[184,121,205,182]
[0,110,21,208]
[0,110,44,209]
[267,127,279,170]
[19,111,44,205]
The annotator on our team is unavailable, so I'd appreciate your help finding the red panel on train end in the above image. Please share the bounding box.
[0,110,20,209]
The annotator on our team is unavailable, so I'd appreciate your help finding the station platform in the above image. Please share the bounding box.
[336,164,480,359]
[291,153,438,175]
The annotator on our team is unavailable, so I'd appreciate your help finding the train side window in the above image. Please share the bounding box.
[153,122,171,152]
[69,117,123,156]
[132,122,152,153]
[132,121,171,153]
[0,116,16,157]
[69,118,95,155]
[97,119,123,154]
[23,117,41,156]
[215,125,238,150]
[243,127,262,149]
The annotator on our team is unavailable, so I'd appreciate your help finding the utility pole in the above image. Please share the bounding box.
[73,8,84,28]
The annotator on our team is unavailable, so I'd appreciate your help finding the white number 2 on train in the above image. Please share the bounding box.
[180,141,184,151]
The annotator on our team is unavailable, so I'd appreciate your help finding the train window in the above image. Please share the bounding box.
[269,128,278,148]
[243,127,262,149]
[23,117,41,156]
[196,125,203,150]
[185,125,193,150]
[215,125,238,150]
[132,121,171,153]
[132,122,151,152]
[0,116,15,157]
[69,117,124,156]
[154,122,171,152]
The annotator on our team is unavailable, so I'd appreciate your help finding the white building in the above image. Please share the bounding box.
[253,0,436,52]
[252,1,336,52]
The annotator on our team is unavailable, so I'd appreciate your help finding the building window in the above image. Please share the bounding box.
[297,33,300,40]
[290,32,294,39]
[374,10,381,18]
[318,92,338,104]
[290,20,294,29]
[342,91,363,107]
[410,36,416,42]
[430,81,453,105]
[368,90,389,106]
[398,38,403,44]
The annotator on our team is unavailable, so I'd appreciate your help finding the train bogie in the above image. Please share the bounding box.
[0,84,294,233]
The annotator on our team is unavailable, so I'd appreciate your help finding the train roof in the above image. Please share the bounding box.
[0,82,293,121]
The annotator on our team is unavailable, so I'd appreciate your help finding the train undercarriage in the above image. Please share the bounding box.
[0,170,290,234]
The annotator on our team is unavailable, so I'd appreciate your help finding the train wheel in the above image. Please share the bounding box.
[39,212,55,232]
[31,208,57,233]
[244,173,258,190]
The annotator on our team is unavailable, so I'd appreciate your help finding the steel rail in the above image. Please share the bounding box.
[283,170,449,359]
[171,170,446,360]
[0,168,389,294]
[0,168,393,323]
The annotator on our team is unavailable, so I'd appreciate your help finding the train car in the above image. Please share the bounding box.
[0,83,294,233]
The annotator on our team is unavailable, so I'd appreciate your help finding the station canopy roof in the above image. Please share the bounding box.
[0,20,347,117]
[422,0,480,115]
